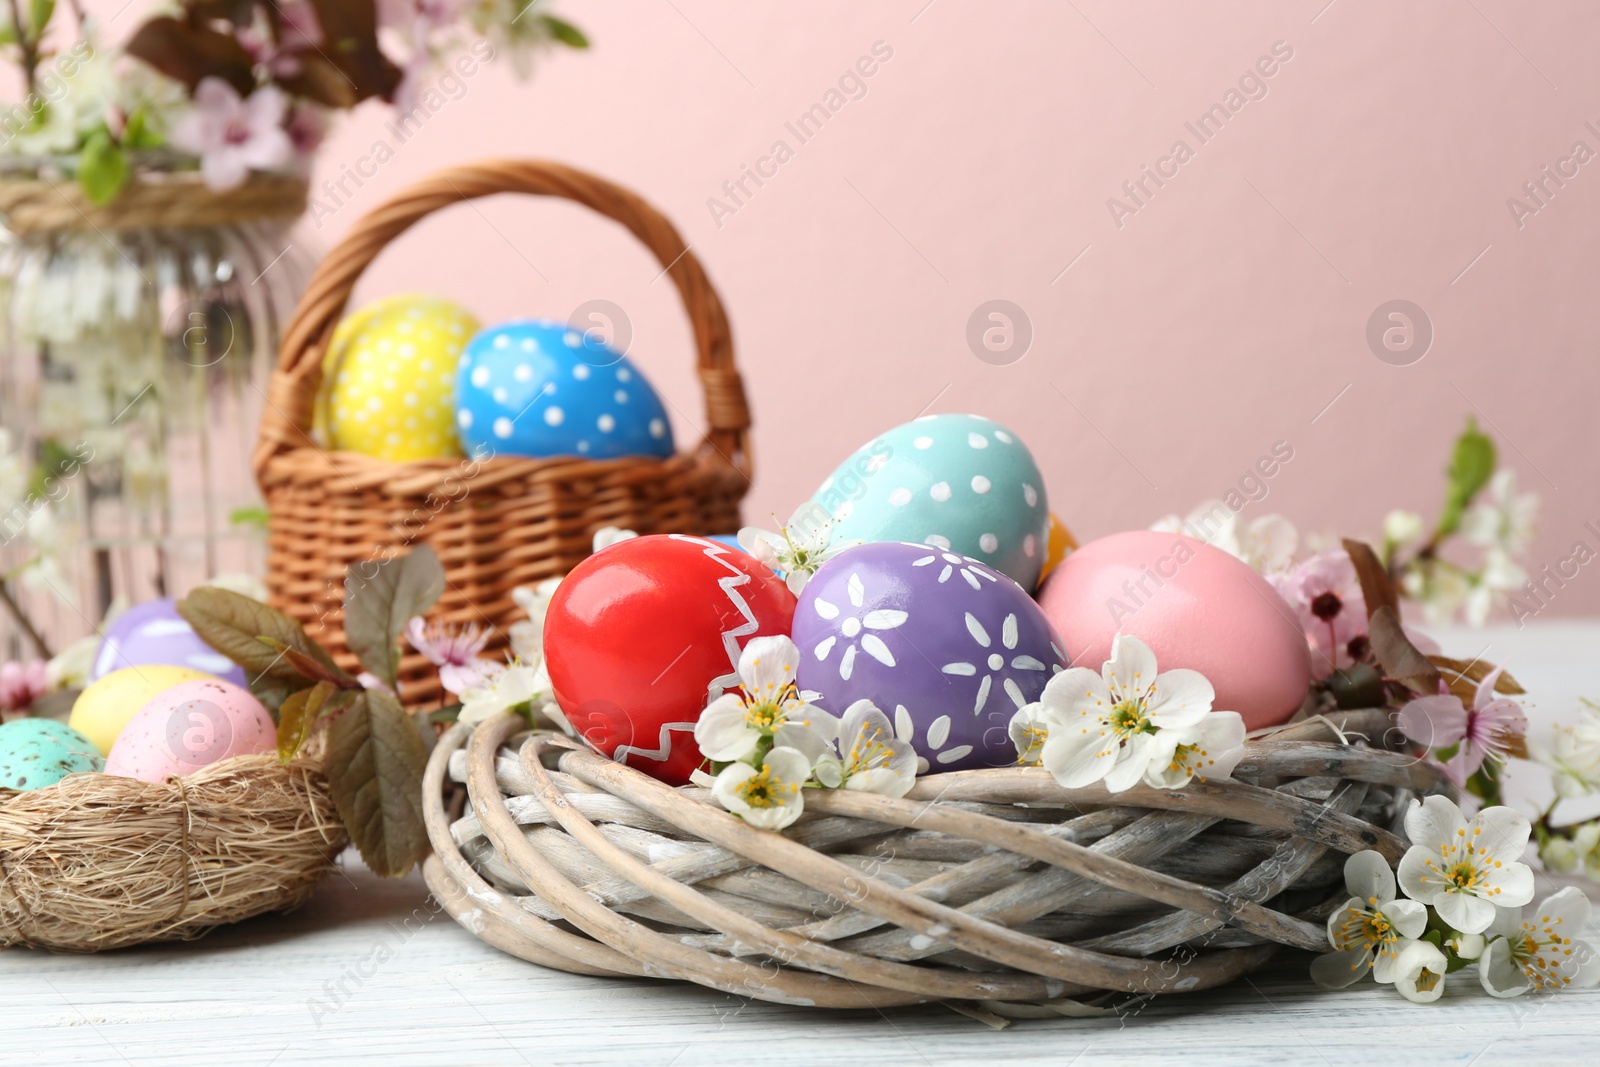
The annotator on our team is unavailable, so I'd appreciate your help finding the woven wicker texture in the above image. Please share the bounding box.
[0,171,309,235]
[421,708,1447,1009]
[0,754,346,952]
[255,160,750,707]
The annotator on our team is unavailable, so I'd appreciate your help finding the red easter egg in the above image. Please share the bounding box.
[545,534,796,784]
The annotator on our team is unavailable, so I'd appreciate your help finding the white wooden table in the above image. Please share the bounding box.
[6,622,1600,1067]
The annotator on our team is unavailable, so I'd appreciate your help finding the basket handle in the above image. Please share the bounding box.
[253,159,750,487]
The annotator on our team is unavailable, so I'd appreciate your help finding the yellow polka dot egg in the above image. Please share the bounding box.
[318,293,480,461]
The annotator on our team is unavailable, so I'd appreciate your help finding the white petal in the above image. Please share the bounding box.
[1310,947,1374,989]
[863,609,908,630]
[1003,677,1026,709]
[1470,805,1533,864]
[859,634,896,667]
[847,572,865,607]
[1103,737,1155,793]
[1477,861,1536,910]
[1396,846,1439,906]
[894,704,914,742]
[694,695,760,761]
[1011,655,1046,671]
[973,674,992,714]
[739,635,801,696]
[839,644,857,680]
[1435,890,1497,935]
[1104,634,1158,699]
[1404,795,1467,851]
[964,613,991,648]
[1041,729,1116,788]
[813,635,837,660]
[1002,614,1018,650]
[813,597,840,620]
[1144,668,1215,728]
[1478,937,1532,998]
[1344,850,1397,904]
[941,662,977,676]
[1383,898,1429,941]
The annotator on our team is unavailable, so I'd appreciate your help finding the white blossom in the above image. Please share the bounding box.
[1310,850,1429,988]
[1396,795,1535,934]
[694,636,838,764]
[1479,887,1600,997]
[813,699,917,797]
[710,746,811,830]
[1391,939,1450,1003]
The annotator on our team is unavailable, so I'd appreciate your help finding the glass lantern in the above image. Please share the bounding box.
[0,171,310,663]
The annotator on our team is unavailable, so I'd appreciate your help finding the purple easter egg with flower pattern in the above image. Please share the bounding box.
[92,598,248,688]
[794,541,1069,772]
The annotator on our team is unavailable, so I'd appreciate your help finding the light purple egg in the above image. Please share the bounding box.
[93,598,248,688]
[794,541,1069,772]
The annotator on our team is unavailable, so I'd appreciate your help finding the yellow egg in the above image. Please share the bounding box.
[1036,513,1077,588]
[69,665,213,755]
[317,293,480,461]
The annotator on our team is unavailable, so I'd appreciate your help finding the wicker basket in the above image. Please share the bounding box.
[254,160,752,705]
[421,707,1449,1009]
[0,754,345,952]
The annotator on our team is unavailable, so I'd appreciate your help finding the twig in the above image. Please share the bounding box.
[5,0,40,95]
[0,578,52,659]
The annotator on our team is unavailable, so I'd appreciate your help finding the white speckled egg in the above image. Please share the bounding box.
[0,719,104,791]
[319,293,480,460]
[69,664,212,755]
[104,678,276,783]
[811,414,1050,588]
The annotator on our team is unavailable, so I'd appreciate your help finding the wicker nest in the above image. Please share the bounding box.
[0,754,346,952]
[422,708,1449,1010]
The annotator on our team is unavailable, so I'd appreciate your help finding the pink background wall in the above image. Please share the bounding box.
[103,2,1600,614]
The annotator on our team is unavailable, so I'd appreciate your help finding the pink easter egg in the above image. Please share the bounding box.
[104,678,276,783]
[1036,530,1311,730]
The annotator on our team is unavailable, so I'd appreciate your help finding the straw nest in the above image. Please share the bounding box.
[421,707,1448,1011]
[0,754,347,952]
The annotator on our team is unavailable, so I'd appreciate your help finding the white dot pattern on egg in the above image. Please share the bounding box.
[322,293,479,461]
[810,413,1051,588]
[454,320,675,460]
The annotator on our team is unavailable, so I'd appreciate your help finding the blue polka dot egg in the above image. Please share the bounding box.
[454,320,675,460]
[811,413,1050,589]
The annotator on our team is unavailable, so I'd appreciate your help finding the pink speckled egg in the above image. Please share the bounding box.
[1037,530,1311,730]
[104,678,276,783]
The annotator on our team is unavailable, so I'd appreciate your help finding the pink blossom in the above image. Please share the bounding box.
[171,78,294,191]
[1269,550,1369,679]
[405,616,494,696]
[286,104,328,157]
[1398,666,1528,786]
[278,0,326,51]
[0,659,47,712]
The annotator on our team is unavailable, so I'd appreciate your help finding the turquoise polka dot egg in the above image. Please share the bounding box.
[454,320,675,460]
[811,413,1050,589]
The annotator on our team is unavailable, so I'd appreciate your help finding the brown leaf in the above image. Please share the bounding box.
[1369,606,1441,694]
[1342,538,1400,621]
[282,0,402,105]
[323,690,430,878]
[125,16,256,95]
[343,545,445,692]
[178,588,354,697]
[1430,654,1526,697]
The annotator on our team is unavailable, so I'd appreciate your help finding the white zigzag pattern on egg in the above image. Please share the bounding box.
[611,535,759,766]
[613,720,699,765]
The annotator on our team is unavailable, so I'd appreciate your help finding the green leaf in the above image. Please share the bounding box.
[1437,418,1496,538]
[278,681,334,762]
[323,689,430,878]
[177,587,354,694]
[342,546,445,691]
[27,0,54,41]
[27,438,79,499]
[542,15,590,48]
[77,129,129,207]
[120,108,163,150]
[229,506,271,529]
